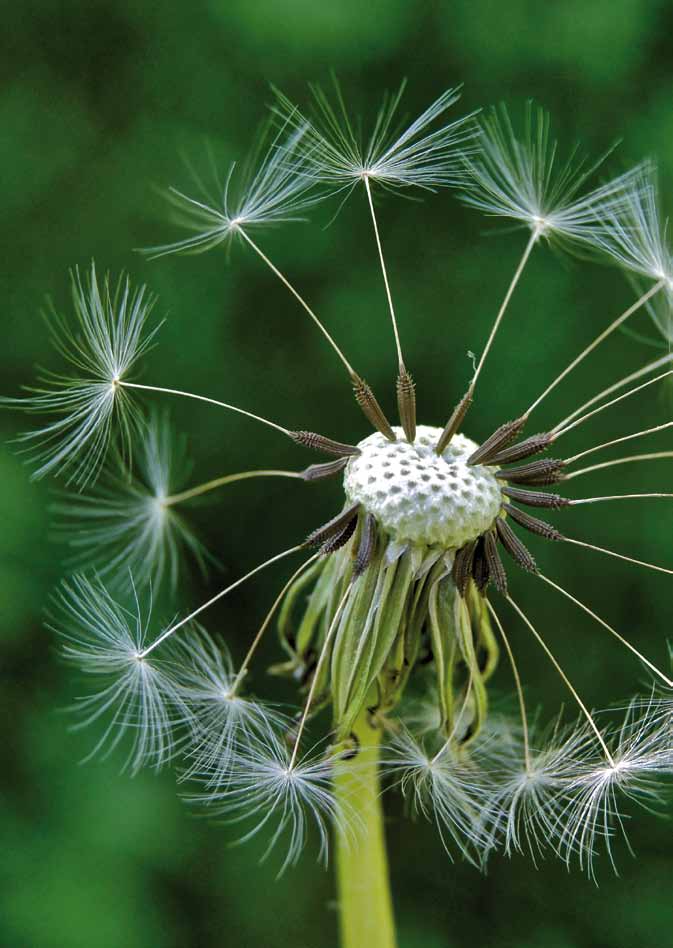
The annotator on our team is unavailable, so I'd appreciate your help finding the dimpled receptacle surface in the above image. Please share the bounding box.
[344,425,502,548]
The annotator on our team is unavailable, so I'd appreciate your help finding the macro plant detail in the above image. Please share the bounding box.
[5,81,673,948]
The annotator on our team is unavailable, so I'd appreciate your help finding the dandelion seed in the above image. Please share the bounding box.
[383,727,491,865]
[556,700,673,876]
[52,574,187,773]
[482,719,598,860]
[461,103,646,249]
[175,627,285,786]
[188,729,346,873]
[274,79,478,192]
[436,112,658,441]
[275,79,478,386]
[593,167,673,281]
[144,112,394,416]
[54,411,208,590]
[146,120,318,257]
[504,593,617,767]
[3,265,160,486]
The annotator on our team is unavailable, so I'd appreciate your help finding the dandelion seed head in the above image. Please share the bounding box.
[344,427,502,548]
[11,80,673,880]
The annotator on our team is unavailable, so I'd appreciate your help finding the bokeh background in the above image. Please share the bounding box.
[3,2,673,946]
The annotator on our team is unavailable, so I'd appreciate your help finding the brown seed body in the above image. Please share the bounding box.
[352,375,396,441]
[467,416,528,465]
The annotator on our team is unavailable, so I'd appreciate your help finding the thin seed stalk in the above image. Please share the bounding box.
[334,711,397,948]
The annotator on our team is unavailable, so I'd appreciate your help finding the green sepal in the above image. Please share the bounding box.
[277,557,323,660]
[330,543,384,731]
[452,590,489,745]
[333,545,416,737]
[467,585,499,682]
[428,566,459,732]
[275,550,346,679]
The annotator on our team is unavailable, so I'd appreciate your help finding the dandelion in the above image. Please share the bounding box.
[8,83,673,947]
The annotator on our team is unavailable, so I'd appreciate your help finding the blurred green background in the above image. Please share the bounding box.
[3,1,673,946]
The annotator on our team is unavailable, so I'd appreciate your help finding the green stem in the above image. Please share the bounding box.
[334,713,397,948]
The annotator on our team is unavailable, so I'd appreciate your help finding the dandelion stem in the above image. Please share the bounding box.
[471,229,538,394]
[487,602,532,771]
[552,353,673,432]
[506,594,615,766]
[525,279,665,416]
[238,229,357,377]
[565,451,673,480]
[538,573,673,687]
[334,710,397,948]
[119,382,291,436]
[289,583,353,770]
[229,553,321,696]
[138,545,302,658]
[563,420,673,466]
[163,469,303,506]
[364,175,404,370]
[552,370,673,438]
